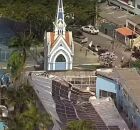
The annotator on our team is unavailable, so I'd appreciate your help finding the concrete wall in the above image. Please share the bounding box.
[96,76,117,98]
[109,0,140,15]
[117,87,140,129]
[115,31,126,44]
[99,22,117,38]
[134,0,140,15]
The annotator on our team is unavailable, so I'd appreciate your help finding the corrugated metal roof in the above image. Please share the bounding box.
[116,27,136,36]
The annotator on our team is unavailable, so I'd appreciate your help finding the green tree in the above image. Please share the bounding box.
[7,33,41,80]
[131,60,140,68]
[7,84,53,130]
[7,51,24,80]
[65,120,96,130]
[9,33,40,62]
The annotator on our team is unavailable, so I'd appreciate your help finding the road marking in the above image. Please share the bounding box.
[107,12,114,14]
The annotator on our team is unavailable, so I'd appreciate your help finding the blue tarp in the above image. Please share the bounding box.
[0,122,8,130]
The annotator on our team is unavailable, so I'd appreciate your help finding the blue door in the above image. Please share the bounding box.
[55,54,66,70]
[55,62,66,70]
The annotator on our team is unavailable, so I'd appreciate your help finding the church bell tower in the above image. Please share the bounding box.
[54,0,66,38]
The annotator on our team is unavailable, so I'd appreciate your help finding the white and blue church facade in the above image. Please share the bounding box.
[44,0,74,71]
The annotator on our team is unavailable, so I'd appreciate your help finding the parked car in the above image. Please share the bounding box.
[67,25,88,44]
[34,60,44,70]
[81,25,99,34]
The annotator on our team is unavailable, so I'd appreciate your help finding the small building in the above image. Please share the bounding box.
[125,15,140,49]
[99,22,117,38]
[99,3,132,38]
[115,15,140,46]
[132,36,140,50]
[96,68,140,129]
[96,69,117,100]
[126,15,140,35]
[115,27,136,45]
[44,0,74,71]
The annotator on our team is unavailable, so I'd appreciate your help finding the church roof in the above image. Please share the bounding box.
[50,32,71,48]
[50,32,55,47]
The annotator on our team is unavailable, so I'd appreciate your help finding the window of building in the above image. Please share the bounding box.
[99,90,116,98]
[127,22,134,30]
[135,26,140,34]
[56,54,66,62]
[137,4,140,9]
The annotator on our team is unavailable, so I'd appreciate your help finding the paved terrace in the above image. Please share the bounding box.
[99,2,133,26]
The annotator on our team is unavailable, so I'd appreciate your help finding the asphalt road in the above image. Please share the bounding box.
[82,32,132,67]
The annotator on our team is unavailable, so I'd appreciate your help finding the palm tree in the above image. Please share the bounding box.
[6,83,53,130]
[65,120,96,130]
[8,33,41,83]
[8,102,52,130]
[9,33,40,63]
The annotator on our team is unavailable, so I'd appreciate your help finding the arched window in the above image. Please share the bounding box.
[56,54,66,62]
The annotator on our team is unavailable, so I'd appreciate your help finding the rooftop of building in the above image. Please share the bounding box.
[29,71,129,130]
[96,68,140,111]
[127,15,140,25]
[49,32,71,48]
[116,27,136,36]
[99,3,133,26]
[90,97,129,130]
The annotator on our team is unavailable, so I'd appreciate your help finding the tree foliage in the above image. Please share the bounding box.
[131,60,140,68]
[7,51,24,79]
[7,84,53,130]
[65,120,96,130]
[0,0,98,39]
[7,33,40,80]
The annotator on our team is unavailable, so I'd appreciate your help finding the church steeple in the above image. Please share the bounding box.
[56,0,64,21]
[54,0,66,37]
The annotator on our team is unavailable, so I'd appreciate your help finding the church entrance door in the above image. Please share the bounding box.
[55,54,66,70]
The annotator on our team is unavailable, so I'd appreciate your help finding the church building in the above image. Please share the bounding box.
[44,0,74,71]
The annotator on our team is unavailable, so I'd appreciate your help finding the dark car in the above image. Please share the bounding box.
[70,28,88,44]
[74,35,88,44]
[98,49,108,55]
[34,60,44,70]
